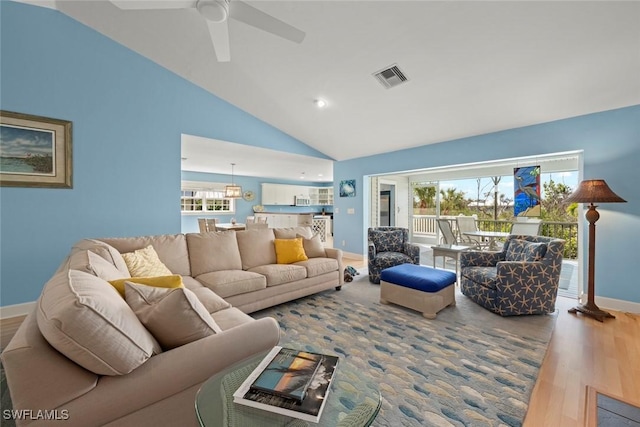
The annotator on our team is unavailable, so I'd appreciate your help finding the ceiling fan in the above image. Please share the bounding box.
[110,0,305,62]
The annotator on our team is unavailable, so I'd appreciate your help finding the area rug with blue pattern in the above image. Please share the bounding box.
[253,273,557,427]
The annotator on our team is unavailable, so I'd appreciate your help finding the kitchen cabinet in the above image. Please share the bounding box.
[312,216,332,242]
[261,184,310,205]
[309,186,333,206]
[255,213,313,228]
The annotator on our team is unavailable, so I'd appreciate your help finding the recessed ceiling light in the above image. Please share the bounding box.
[314,99,327,108]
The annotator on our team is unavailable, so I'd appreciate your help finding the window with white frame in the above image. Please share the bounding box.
[181,181,235,214]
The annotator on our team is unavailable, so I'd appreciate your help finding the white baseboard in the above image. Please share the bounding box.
[580,293,640,314]
[0,301,36,319]
[341,251,363,260]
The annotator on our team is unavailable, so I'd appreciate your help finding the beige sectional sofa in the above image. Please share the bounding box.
[1,226,344,426]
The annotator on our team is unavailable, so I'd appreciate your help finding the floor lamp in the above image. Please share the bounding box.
[565,180,626,322]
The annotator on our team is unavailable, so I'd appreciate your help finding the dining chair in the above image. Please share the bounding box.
[245,216,256,224]
[197,218,208,233]
[245,222,268,230]
[256,217,268,224]
[205,218,219,232]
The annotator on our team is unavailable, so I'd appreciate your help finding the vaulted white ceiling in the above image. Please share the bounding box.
[17,1,640,169]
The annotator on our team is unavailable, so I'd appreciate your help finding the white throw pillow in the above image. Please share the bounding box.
[124,282,222,350]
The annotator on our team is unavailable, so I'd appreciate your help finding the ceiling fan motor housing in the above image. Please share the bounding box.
[197,0,230,23]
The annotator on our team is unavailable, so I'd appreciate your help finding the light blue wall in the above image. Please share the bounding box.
[0,2,331,306]
[333,105,640,303]
[180,171,331,233]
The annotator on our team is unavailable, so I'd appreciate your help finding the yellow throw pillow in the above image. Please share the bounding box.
[274,237,308,264]
[121,245,173,277]
[109,275,184,298]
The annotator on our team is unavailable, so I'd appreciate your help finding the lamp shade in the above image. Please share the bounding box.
[224,163,242,198]
[565,179,626,204]
[224,184,242,198]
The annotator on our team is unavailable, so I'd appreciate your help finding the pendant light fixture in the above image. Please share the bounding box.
[224,163,242,198]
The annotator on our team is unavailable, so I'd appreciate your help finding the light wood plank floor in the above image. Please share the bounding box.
[2,255,638,425]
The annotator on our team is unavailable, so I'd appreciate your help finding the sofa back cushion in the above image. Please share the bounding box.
[71,239,130,275]
[99,234,191,276]
[37,268,161,376]
[274,226,314,239]
[236,228,277,270]
[68,250,129,281]
[186,231,242,276]
[371,229,404,253]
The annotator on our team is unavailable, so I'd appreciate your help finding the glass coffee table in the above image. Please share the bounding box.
[195,350,381,427]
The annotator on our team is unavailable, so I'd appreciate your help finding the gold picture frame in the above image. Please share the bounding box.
[0,110,72,188]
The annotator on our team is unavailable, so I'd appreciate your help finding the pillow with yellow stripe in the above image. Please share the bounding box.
[274,237,308,264]
[109,275,183,298]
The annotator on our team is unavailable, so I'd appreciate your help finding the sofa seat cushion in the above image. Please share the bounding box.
[294,258,339,278]
[236,228,277,270]
[37,269,161,376]
[370,252,414,268]
[186,231,242,276]
[248,264,307,287]
[189,287,232,314]
[124,283,222,350]
[195,270,267,298]
[461,266,498,290]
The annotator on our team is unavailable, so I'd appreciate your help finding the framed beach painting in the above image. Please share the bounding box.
[339,179,356,197]
[0,111,72,188]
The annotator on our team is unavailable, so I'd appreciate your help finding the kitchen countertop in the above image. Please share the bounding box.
[258,212,332,216]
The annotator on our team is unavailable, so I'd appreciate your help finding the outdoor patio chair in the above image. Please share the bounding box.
[437,219,458,245]
[510,220,542,236]
[367,227,420,284]
[456,215,487,249]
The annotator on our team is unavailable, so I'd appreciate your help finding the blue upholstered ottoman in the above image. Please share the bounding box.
[379,264,456,319]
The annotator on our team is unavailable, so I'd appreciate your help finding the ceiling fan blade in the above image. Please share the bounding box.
[206,19,231,62]
[230,0,305,44]
[110,1,196,10]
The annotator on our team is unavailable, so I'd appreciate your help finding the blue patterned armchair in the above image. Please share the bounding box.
[460,235,565,316]
[368,227,420,284]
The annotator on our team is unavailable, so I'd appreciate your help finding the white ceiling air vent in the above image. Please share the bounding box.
[373,64,409,89]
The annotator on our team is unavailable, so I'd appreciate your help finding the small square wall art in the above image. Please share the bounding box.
[339,179,356,197]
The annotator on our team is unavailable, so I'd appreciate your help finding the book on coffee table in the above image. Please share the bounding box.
[249,347,323,402]
[233,346,339,423]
